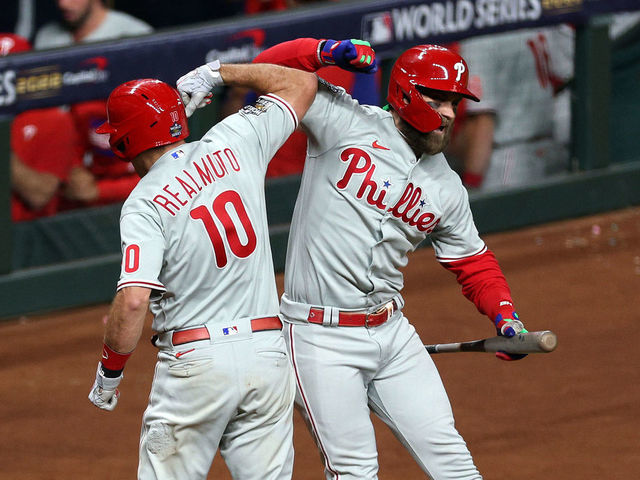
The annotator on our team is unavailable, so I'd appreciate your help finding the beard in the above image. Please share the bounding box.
[61,4,93,31]
[398,118,453,156]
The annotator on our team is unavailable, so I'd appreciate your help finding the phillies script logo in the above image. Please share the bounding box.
[337,148,440,233]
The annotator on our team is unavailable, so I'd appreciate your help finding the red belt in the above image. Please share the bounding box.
[171,316,282,346]
[308,300,397,327]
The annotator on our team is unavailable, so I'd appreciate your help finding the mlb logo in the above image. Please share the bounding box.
[222,326,239,336]
[361,12,394,45]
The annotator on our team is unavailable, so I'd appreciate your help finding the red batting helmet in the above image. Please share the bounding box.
[387,44,479,133]
[96,79,189,160]
[0,33,31,56]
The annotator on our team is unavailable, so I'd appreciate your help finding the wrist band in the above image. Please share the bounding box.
[101,343,132,372]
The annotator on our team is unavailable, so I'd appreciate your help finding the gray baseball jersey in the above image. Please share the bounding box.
[285,81,486,310]
[117,94,297,333]
[120,93,299,479]
[280,82,484,479]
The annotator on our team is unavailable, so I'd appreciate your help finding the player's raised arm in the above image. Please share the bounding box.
[252,37,377,74]
[177,60,317,119]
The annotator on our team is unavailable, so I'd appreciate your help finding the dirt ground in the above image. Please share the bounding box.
[2,206,639,479]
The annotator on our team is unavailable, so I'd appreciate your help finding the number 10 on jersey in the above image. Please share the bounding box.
[190,190,258,268]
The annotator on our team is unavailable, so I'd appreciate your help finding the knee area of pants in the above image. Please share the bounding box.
[145,422,177,459]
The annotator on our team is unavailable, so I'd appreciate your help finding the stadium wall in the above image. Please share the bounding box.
[1,0,639,318]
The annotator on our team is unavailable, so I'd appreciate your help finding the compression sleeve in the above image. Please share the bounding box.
[441,249,516,321]
[253,38,322,71]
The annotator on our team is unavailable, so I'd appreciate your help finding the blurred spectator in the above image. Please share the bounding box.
[34,0,152,48]
[29,0,153,210]
[449,27,569,191]
[2,33,80,222]
[10,108,81,221]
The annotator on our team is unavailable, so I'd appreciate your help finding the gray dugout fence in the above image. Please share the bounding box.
[1,0,639,318]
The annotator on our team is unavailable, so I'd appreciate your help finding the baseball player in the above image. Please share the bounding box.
[454,28,570,190]
[1,33,81,222]
[87,62,317,479]
[179,39,528,480]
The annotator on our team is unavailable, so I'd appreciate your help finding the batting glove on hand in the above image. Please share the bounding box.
[88,363,123,411]
[494,312,528,361]
[320,39,378,73]
[176,60,223,117]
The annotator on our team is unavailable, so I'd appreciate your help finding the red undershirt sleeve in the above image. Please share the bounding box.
[253,38,323,71]
[441,249,516,321]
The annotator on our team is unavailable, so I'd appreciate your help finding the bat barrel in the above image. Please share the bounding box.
[538,331,558,352]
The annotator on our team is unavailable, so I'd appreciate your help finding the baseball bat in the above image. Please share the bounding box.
[425,330,558,354]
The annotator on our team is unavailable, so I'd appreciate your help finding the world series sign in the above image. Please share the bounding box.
[0,0,637,117]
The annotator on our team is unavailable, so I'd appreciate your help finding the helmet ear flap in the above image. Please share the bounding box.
[388,71,443,133]
[386,44,479,132]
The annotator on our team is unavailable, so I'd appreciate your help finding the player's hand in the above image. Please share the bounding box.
[88,363,123,411]
[176,60,223,117]
[494,312,528,361]
[320,39,377,74]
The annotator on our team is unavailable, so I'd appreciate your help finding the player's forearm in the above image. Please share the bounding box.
[220,64,318,119]
[10,153,60,209]
[460,113,495,176]
[104,287,150,354]
[441,249,514,320]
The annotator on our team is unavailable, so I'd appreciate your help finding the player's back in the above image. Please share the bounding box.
[121,115,279,332]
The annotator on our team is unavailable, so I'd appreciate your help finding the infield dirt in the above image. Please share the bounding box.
[1,206,638,479]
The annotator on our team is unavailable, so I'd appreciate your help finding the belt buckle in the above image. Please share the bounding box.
[366,301,393,327]
[364,311,372,327]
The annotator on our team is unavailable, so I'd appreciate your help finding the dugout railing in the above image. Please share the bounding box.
[1,0,639,318]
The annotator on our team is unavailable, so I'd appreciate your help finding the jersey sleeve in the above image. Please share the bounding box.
[204,93,299,170]
[302,79,355,155]
[116,211,166,293]
[429,180,486,261]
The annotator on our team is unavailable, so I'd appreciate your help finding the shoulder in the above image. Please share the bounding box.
[424,154,467,199]
[310,79,385,121]
[104,10,153,34]
[33,23,71,49]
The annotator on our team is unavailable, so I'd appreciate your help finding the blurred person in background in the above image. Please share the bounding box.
[449,27,570,191]
[32,0,153,210]
[34,0,152,48]
[3,33,81,222]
